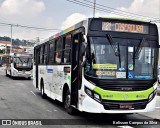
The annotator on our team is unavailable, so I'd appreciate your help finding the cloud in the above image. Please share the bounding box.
[12,28,56,41]
[61,13,87,30]
[111,0,160,20]
[124,0,159,18]
[0,0,45,21]
[0,0,50,40]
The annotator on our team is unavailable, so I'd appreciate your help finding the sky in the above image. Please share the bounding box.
[0,0,159,41]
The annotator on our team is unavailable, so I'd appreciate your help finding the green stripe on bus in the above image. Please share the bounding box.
[93,87,154,101]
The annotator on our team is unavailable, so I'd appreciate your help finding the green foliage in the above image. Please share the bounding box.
[0,49,4,54]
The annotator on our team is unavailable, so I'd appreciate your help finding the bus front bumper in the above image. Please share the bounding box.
[79,94,156,113]
[13,71,32,78]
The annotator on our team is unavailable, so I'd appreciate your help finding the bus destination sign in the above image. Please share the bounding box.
[102,22,149,34]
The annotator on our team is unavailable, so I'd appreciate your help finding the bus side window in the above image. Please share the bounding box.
[49,40,55,65]
[63,34,71,64]
[55,38,63,64]
[40,46,43,65]
[44,43,48,65]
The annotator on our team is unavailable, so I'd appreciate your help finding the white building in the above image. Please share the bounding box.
[0,40,11,50]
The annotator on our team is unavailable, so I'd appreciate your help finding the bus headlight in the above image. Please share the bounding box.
[85,87,93,97]
[94,93,101,101]
[148,89,157,102]
[84,86,101,102]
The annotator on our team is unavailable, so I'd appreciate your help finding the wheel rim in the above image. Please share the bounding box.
[41,86,44,95]
[65,93,70,108]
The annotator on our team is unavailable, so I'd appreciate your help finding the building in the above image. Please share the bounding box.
[0,40,11,50]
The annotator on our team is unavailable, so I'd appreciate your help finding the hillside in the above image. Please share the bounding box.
[0,36,28,46]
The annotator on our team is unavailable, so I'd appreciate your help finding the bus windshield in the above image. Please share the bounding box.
[85,36,157,80]
[14,57,32,69]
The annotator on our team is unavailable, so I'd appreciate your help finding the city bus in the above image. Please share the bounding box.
[5,53,33,79]
[33,18,159,114]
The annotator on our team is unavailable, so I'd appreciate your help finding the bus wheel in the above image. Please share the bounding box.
[64,90,76,115]
[41,80,46,98]
[10,71,13,78]
[6,70,8,77]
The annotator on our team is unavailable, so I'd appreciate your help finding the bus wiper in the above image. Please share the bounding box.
[106,34,120,56]
[133,38,146,69]
[18,57,23,63]
[106,34,121,67]
[134,38,146,59]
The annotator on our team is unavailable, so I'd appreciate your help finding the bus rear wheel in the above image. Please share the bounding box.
[64,90,76,115]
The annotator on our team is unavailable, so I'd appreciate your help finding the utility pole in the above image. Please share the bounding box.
[93,0,96,17]
[10,24,12,54]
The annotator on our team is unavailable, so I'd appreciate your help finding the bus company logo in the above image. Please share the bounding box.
[2,120,11,125]
[123,94,129,100]
[121,87,133,91]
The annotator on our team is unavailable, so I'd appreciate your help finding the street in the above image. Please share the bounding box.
[0,67,160,128]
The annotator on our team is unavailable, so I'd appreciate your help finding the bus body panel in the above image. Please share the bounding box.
[36,65,71,102]
[79,94,156,113]
[78,71,157,113]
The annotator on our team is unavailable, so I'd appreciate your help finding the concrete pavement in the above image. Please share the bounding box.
[0,67,160,128]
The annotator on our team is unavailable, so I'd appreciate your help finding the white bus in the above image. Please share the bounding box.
[5,53,32,79]
[33,18,159,114]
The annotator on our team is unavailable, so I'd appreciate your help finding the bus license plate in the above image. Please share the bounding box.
[120,104,132,109]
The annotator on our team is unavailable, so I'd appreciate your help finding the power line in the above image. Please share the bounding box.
[83,0,160,21]
[66,0,148,20]
[66,0,160,21]
[0,22,60,31]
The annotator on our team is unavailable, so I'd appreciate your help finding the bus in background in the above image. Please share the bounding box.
[33,18,159,114]
[5,53,33,79]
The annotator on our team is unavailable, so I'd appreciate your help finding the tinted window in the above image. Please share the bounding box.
[55,39,63,63]
[49,41,55,64]
[63,34,71,63]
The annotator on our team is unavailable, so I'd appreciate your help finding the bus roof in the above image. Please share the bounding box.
[34,19,88,47]
[35,17,153,47]
[100,17,149,23]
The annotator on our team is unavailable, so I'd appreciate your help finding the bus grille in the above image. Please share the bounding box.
[99,85,150,91]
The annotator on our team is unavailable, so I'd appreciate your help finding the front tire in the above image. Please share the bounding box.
[6,70,8,77]
[10,71,13,78]
[64,90,76,115]
[41,80,46,98]
[28,77,31,80]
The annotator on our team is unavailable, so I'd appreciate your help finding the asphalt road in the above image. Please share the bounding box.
[0,67,160,128]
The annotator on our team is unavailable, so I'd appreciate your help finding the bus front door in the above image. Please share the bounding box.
[71,33,83,107]
[35,48,39,88]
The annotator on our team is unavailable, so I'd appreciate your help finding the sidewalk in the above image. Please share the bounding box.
[139,87,160,120]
